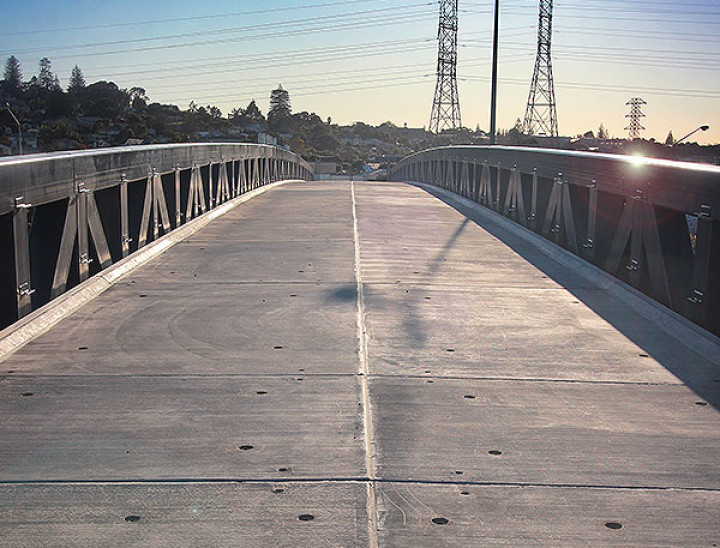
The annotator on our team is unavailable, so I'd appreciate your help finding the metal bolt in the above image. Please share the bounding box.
[17,283,35,297]
[698,204,711,218]
[14,196,31,209]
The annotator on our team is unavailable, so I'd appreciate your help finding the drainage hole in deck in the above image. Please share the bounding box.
[298,514,315,521]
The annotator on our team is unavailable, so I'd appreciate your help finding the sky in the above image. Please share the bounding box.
[0,0,718,144]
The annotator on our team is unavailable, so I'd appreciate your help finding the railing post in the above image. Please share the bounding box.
[151,170,160,241]
[13,196,33,319]
[688,208,720,331]
[120,173,131,257]
[582,180,598,262]
[479,162,493,208]
[208,162,215,209]
[528,169,538,230]
[542,174,578,254]
[503,166,526,226]
[174,166,181,228]
[77,181,91,282]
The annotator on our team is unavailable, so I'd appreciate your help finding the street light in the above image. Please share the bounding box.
[489,0,500,145]
[4,101,23,155]
[674,125,709,146]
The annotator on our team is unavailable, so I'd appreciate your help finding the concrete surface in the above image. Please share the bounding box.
[1,180,719,546]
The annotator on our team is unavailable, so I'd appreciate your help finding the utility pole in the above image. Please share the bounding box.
[625,97,647,140]
[489,0,499,144]
[522,0,558,140]
[429,0,462,138]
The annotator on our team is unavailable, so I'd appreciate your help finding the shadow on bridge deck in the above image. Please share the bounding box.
[0,180,718,547]
[417,183,720,409]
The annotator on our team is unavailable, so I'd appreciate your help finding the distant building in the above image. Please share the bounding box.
[258,133,277,146]
[311,160,338,180]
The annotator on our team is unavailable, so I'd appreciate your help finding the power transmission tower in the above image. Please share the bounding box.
[625,97,647,140]
[522,0,558,138]
[429,0,461,135]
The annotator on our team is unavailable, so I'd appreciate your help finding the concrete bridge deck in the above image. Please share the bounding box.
[1,180,719,547]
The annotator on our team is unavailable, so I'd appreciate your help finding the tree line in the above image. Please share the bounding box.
[0,56,369,160]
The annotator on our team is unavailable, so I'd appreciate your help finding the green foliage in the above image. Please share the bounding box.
[79,81,129,118]
[38,58,60,91]
[128,87,148,111]
[68,66,86,93]
[0,63,421,164]
[3,56,23,92]
[229,100,265,128]
[268,85,292,133]
[244,100,265,123]
[39,121,80,147]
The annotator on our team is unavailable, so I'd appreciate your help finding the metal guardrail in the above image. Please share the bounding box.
[390,146,720,336]
[0,144,313,329]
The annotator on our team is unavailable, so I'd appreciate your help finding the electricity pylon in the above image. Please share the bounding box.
[625,97,647,140]
[523,0,558,138]
[429,0,462,135]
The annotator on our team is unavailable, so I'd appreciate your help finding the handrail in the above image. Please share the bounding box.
[0,143,314,328]
[0,143,313,216]
[390,145,720,335]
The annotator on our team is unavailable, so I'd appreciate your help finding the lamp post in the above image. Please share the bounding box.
[489,0,500,145]
[674,125,709,146]
[4,101,23,155]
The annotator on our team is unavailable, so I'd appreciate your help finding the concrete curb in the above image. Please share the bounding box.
[411,181,720,365]
[0,179,302,363]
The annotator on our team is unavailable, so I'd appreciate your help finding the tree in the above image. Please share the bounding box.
[268,85,291,132]
[597,123,609,139]
[513,117,523,133]
[129,87,148,110]
[68,66,86,93]
[38,58,60,90]
[79,81,129,118]
[244,100,265,124]
[3,56,23,91]
[665,130,675,146]
[504,118,524,144]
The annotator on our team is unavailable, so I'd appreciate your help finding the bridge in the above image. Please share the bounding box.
[0,144,718,546]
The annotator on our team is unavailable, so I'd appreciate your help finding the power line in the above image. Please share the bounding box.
[3,4,435,58]
[0,0,393,36]
[461,75,720,99]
